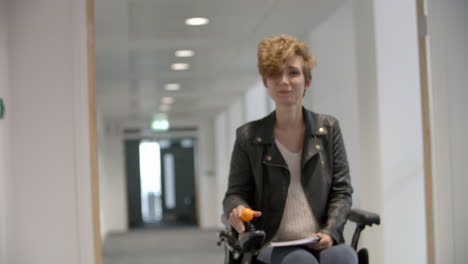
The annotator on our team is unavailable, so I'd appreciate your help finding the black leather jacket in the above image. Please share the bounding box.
[223,107,353,245]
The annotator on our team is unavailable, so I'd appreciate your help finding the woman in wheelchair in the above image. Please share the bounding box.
[223,35,357,264]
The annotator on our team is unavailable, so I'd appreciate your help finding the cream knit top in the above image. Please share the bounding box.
[272,139,319,242]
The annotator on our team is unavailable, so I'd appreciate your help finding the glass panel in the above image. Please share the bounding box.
[163,153,176,209]
[139,141,162,223]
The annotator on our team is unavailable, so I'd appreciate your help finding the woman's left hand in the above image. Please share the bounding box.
[307,232,333,251]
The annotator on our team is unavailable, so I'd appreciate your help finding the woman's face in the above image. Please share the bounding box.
[264,55,310,107]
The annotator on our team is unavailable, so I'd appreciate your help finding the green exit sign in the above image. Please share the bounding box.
[151,119,169,131]
[0,98,4,120]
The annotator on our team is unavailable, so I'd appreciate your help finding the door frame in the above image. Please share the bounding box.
[416,0,435,264]
[86,0,102,263]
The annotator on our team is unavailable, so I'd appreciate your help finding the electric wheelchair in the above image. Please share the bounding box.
[218,208,380,264]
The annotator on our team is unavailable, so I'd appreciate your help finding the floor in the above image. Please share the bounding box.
[102,227,225,264]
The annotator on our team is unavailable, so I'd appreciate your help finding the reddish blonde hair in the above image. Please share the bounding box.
[257,35,316,83]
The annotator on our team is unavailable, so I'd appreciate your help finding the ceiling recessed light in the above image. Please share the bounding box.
[185,17,209,26]
[165,83,180,91]
[175,50,195,57]
[161,97,175,104]
[171,63,190,71]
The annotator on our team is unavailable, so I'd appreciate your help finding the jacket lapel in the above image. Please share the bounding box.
[253,111,288,169]
[301,108,328,168]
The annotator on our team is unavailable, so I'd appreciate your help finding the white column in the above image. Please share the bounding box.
[215,112,229,226]
[7,0,95,263]
[215,97,245,227]
[195,117,218,228]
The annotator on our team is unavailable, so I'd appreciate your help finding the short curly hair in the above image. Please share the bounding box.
[257,35,316,83]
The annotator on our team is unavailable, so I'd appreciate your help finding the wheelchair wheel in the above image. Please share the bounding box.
[357,248,369,264]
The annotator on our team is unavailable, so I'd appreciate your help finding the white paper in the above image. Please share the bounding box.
[269,236,320,247]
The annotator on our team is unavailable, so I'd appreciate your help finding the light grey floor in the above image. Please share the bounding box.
[102,227,224,264]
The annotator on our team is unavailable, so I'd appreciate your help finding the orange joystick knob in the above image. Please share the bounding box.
[240,208,254,222]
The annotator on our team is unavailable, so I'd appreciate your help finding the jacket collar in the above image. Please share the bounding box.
[253,106,327,145]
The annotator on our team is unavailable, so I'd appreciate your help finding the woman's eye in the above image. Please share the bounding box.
[289,71,300,76]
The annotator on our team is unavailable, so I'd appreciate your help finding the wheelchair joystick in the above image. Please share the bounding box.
[244,221,256,232]
[237,208,265,253]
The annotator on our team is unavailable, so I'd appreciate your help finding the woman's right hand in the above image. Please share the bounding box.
[229,205,262,233]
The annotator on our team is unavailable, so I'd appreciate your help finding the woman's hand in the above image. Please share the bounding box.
[307,232,334,251]
[229,205,262,233]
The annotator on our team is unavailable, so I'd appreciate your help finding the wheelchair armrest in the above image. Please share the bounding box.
[348,208,380,227]
[348,208,381,250]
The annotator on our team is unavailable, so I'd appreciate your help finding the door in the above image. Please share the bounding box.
[124,139,144,228]
[160,138,197,225]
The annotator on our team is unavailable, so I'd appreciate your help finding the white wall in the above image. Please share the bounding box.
[97,117,127,239]
[352,0,383,261]
[426,0,468,263]
[6,0,95,263]
[0,0,10,262]
[227,99,245,150]
[304,0,378,249]
[304,0,362,205]
[303,1,427,263]
[244,80,269,122]
[373,0,427,263]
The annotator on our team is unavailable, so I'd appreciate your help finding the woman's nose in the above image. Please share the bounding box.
[279,73,289,84]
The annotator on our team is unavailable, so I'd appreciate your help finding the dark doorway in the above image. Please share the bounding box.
[125,138,197,228]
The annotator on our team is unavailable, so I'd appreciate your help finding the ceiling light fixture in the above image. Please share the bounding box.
[175,50,195,57]
[171,63,190,71]
[161,97,175,104]
[185,17,209,26]
[165,83,180,91]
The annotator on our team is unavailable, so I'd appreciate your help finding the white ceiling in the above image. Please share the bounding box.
[95,0,344,129]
